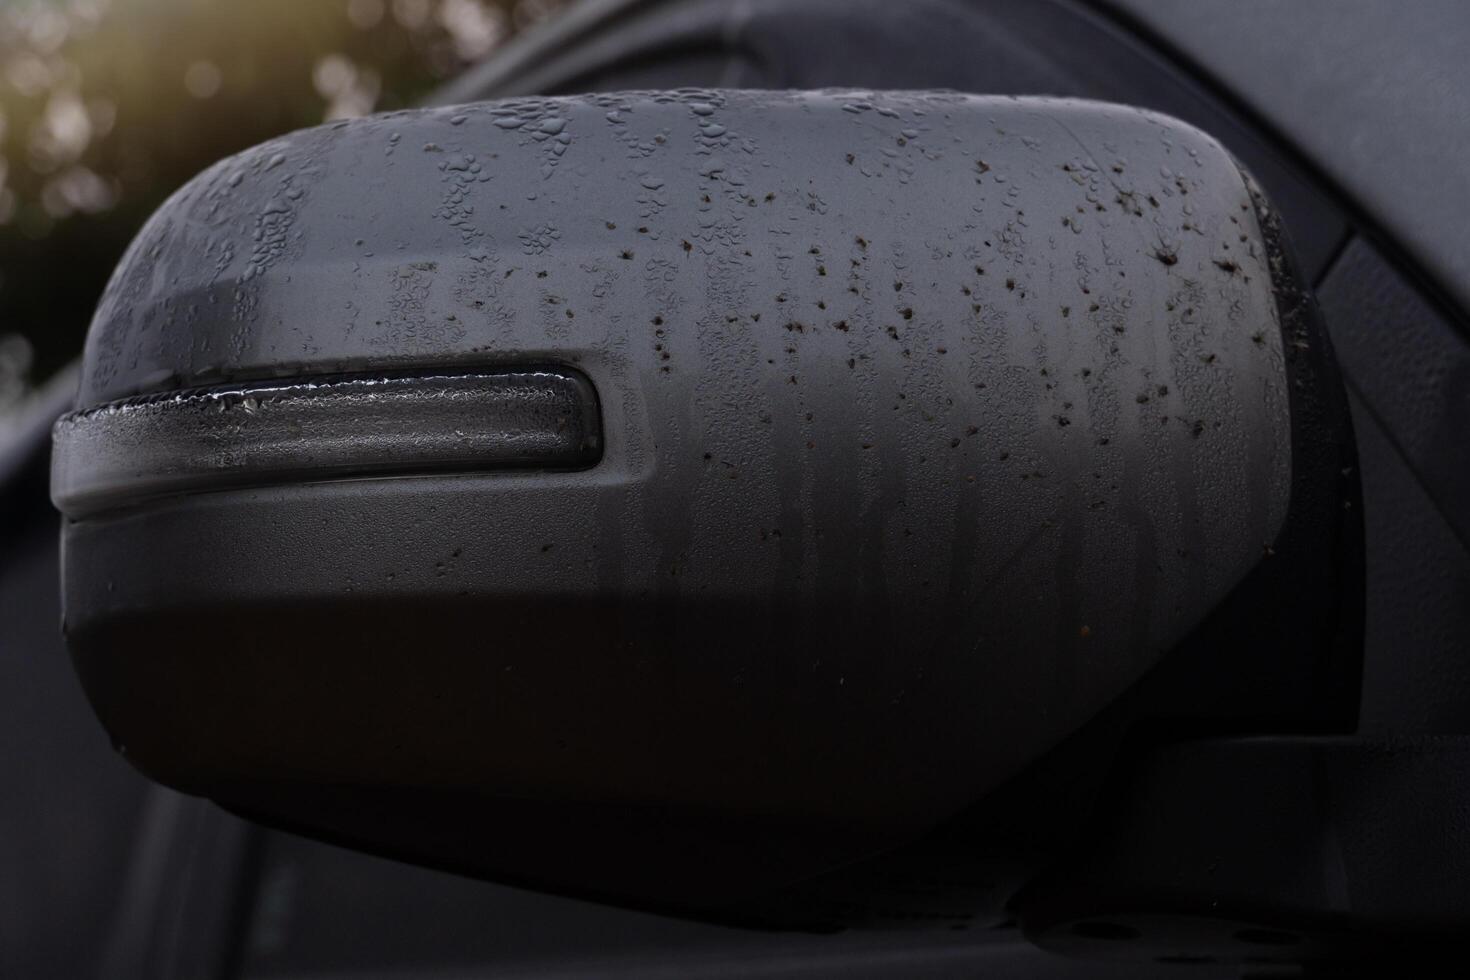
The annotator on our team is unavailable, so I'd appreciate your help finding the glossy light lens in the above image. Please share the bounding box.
[52,369,601,517]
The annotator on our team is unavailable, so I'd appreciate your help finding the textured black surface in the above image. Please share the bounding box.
[1348,392,1470,735]
[1351,425,1470,737]
[1316,240,1470,734]
[1319,240,1470,554]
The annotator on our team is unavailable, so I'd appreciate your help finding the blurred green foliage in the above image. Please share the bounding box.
[0,0,561,409]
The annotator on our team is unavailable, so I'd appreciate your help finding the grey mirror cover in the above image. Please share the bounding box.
[60,91,1300,911]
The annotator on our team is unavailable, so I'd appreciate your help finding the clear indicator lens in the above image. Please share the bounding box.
[52,369,601,517]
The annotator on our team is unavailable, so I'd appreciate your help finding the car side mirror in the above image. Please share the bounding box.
[52,91,1360,928]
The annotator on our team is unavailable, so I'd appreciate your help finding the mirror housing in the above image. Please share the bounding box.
[53,91,1360,926]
